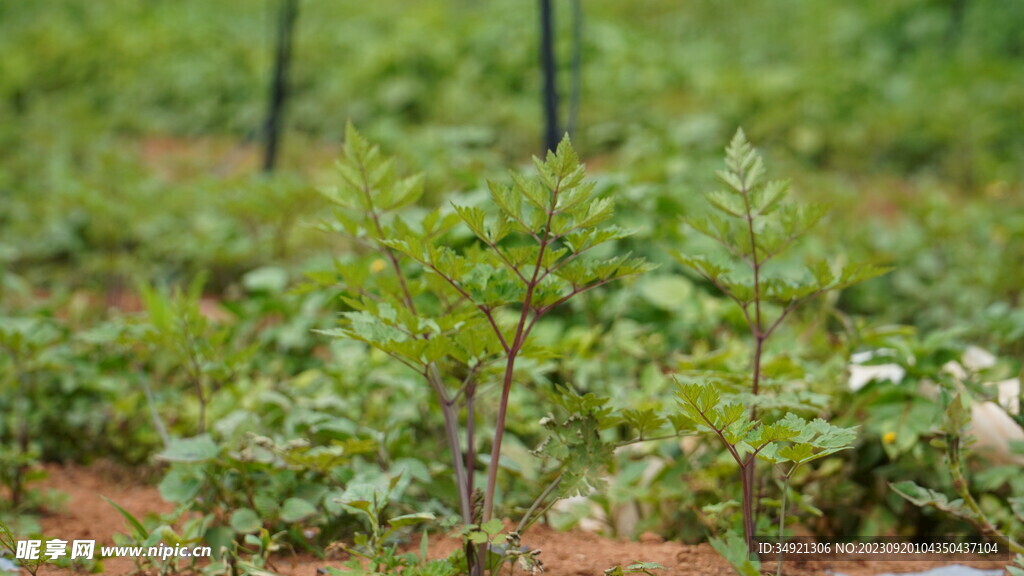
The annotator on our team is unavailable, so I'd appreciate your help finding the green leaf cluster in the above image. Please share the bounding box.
[315,125,656,369]
[675,382,856,467]
[672,129,889,335]
[532,393,619,498]
[891,392,1024,556]
[708,532,760,576]
[136,276,256,436]
[669,130,881,569]
[327,475,456,576]
[314,125,653,550]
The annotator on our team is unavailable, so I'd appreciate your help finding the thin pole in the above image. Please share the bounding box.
[539,0,560,153]
[263,0,299,172]
[566,0,582,138]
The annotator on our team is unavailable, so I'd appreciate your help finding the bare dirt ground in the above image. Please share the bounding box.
[28,464,1008,576]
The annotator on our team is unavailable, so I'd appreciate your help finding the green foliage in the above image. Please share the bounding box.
[104,496,286,576]
[532,393,621,498]
[672,130,877,571]
[323,476,458,576]
[675,384,855,468]
[1,0,1023,561]
[325,475,434,573]
[672,129,888,343]
[322,127,650,376]
[708,533,760,576]
[314,125,651,574]
[0,312,153,510]
[0,317,57,512]
[890,480,976,525]
[135,275,256,436]
[336,475,435,559]
[1009,554,1024,576]
[825,328,1024,542]
[155,430,375,551]
[890,393,1024,556]
[105,498,210,576]
[0,519,44,576]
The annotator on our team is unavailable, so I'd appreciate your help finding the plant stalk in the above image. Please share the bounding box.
[741,460,756,553]
[948,436,1024,555]
[483,346,521,523]
[427,365,473,524]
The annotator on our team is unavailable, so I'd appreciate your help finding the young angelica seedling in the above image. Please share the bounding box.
[314,124,651,575]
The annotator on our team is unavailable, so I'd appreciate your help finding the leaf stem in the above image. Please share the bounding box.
[947,436,1024,555]
[516,473,563,533]
[483,170,564,524]
[421,263,511,354]
[426,365,473,524]
[356,158,418,314]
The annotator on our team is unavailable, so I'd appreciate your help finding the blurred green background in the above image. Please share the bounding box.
[1,0,1023,554]
[2,0,1021,333]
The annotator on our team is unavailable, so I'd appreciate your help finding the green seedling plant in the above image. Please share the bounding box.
[0,317,63,512]
[675,385,857,575]
[891,392,1024,556]
[528,390,689,538]
[671,130,887,569]
[106,495,285,576]
[314,124,651,575]
[105,496,210,576]
[0,519,44,576]
[155,431,371,556]
[136,276,254,437]
[325,476,457,576]
[205,527,288,576]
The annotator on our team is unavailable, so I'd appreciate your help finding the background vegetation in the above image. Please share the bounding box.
[1,0,1022,572]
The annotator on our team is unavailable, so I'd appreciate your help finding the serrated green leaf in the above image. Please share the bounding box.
[622,408,668,439]
[1008,497,1024,523]
[706,191,746,217]
[671,252,731,283]
[452,204,488,241]
[511,172,548,212]
[385,174,425,211]
[480,518,504,536]
[753,179,789,215]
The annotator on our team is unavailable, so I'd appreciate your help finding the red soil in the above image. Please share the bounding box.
[23,464,1008,576]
